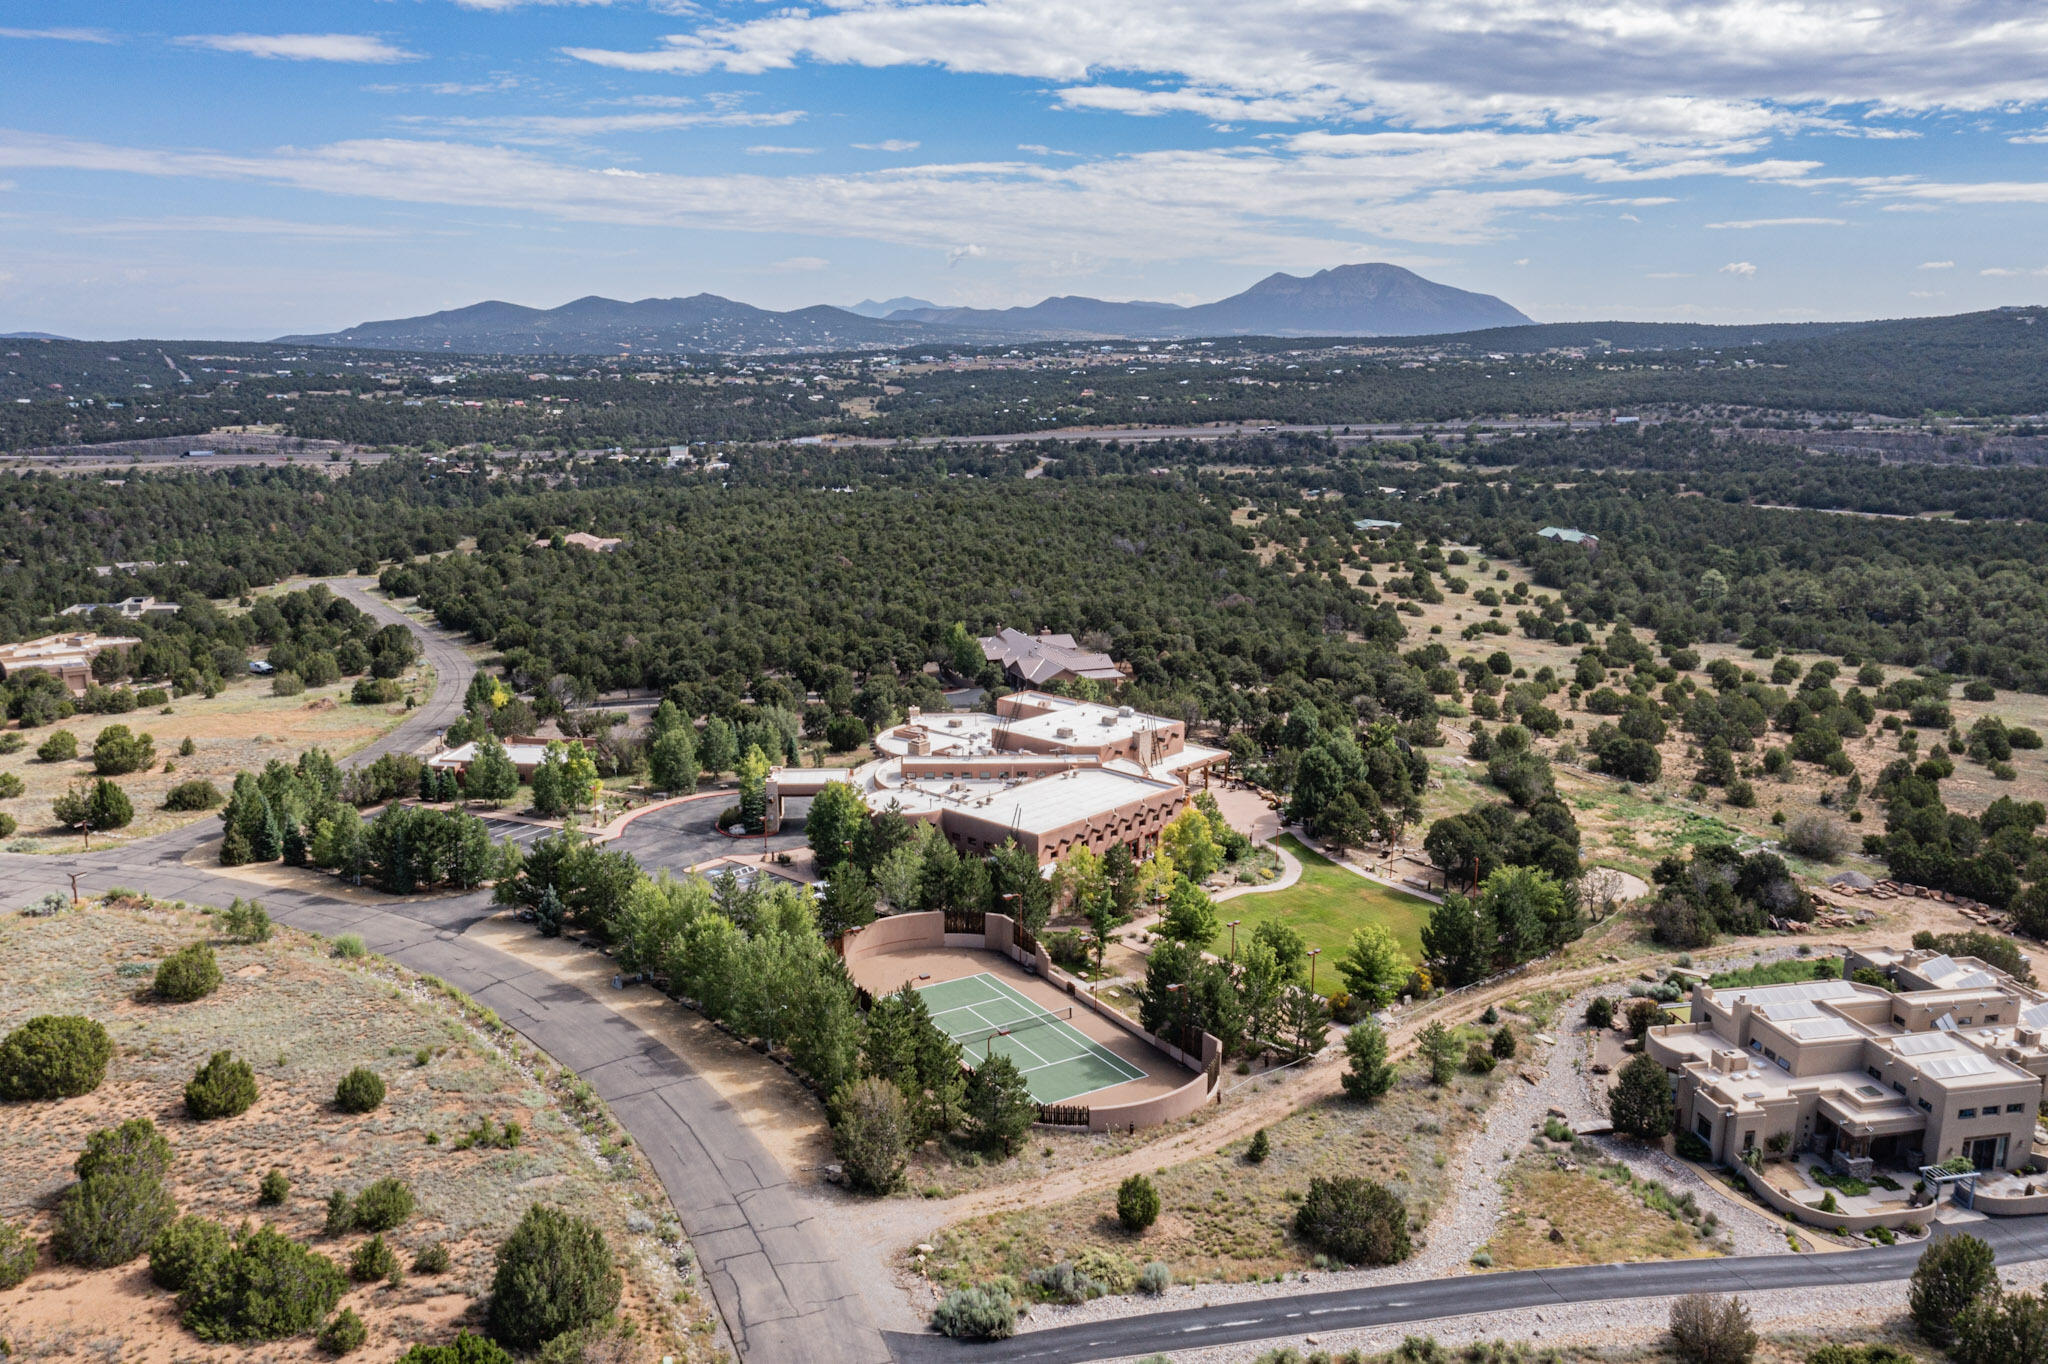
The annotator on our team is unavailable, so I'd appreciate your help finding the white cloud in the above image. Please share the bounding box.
[745,144,817,155]
[1981,266,2048,277]
[1719,260,1757,275]
[769,255,829,271]
[1703,216,1846,228]
[853,139,921,152]
[0,26,114,43]
[948,244,988,266]
[180,33,420,63]
[1512,257,1529,265]
[401,108,804,144]
[558,1,2048,138]
[1918,260,1954,269]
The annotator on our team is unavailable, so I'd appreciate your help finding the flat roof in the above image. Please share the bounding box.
[878,766,1177,834]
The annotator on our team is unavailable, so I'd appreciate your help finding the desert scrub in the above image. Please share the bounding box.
[0,1218,38,1289]
[0,1013,113,1099]
[928,1055,1497,1288]
[319,1307,368,1355]
[180,1225,347,1342]
[185,1050,259,1119]
[349,1233,401,1284]
[327,1177,415,1234]
[259,1168,291,1205]
[149,1216,232,1291]
[412,1241,452,1274]
[487,1204,622,1349]
[333,933,368,960]
[335,1065,386,1113]
[155,941,222,1002]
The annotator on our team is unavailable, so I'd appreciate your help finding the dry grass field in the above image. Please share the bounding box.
[0,896,721,1364]
[0,672,424,851]
[924,1044,1506,1291]
[1480,1151,1725,1271]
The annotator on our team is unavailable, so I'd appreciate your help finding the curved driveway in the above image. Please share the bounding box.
[0,580,888,1364]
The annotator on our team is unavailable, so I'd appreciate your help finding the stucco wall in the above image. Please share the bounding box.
[1735,1161,1940,1232]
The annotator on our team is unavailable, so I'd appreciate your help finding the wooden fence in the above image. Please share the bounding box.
[1036,1103,1091,1127]
[944,909,987,935]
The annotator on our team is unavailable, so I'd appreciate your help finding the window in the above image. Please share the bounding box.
[1866,1066,1882,1081]
[1892,1081,1907,1095]
[1988,1015,2001,1024]
[1763,1047,1778,1062]
[1960,1018,1974,1026]
[1919,1099,1933,1112]
[1893,1015,1907,1027]
[1774,1056,1790,1071]
[1696,1114,1713,1141]
[2008,1103,2027,1114]
[1743,1130,1756,1151]
[1959,1108,1978,1120]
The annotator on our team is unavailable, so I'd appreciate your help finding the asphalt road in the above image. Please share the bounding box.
[885,1217,2048,1364]
[0,583,890,1364]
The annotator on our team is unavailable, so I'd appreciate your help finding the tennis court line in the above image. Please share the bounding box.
[953,998,1054,1070]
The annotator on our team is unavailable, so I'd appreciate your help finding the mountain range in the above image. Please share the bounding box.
[280,263,1530,355]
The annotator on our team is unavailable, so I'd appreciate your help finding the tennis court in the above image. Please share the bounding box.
[917,972,1146,1105]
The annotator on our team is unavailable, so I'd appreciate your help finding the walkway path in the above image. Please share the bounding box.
[0,585,888,1364]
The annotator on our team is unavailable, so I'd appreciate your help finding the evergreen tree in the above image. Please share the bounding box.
[1341,1018,1395,1101]
[699,716,739,777]
[465,737,519,804]
[648,726,699,795]
[282,821,308,868]
[962,1053,1035,1156]
[1610,1053,1676,1139]
[533,885,566,939]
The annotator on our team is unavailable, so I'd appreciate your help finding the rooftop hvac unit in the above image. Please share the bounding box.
[1055,726,1075,739]
[1118,705,1134,717]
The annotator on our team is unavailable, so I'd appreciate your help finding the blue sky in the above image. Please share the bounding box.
[3,1,2048,338]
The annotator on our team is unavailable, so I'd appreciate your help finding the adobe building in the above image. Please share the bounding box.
[978,627,1130,688]
[0,631,143,697]
[1649,945,2048,1177]
[766,690,1227,867]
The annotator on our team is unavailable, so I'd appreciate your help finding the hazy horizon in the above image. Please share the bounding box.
[4,1,2047,339]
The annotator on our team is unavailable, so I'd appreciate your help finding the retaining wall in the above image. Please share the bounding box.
[1735,1160,1940,1232]
[837,911,1221,1132]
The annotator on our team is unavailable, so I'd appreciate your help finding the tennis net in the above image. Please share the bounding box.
[955,1006,1075,1049]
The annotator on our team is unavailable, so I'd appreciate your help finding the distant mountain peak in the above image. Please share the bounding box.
[277,262,1529,354]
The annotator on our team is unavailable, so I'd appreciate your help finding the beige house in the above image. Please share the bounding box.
[0,632,143,697]
[766,690,1227,867]
[1650,946,2048,1176]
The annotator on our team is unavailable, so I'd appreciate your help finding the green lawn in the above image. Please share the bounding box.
[1707,956,1838,990]
[1220,834,1437,995]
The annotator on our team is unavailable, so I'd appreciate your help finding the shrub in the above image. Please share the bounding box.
[332,933,367,960]
[180,1225,348,1342]
[349,1233,400,1283]
[1464,1041,1497,1074]
[324,1189,355,1236]
[349,1177,415,1232]
[155,941,222,1002]
[1137,1261,1171,1296]
[90,723,155,776]
[352,677,402,705]
[1030,1260,1102,1304]
[1247,1127,1271,1163]
[271,672,307,698]
[1611,1053,1677,1140]
[222,898,272,943]
[1668,1293,1757,1364]
[259,1169,291,1205]
[54,776,133,831]
[932,1283,1020,1339]
[0,1219,38,1289]
[0,812,14,838]
[1952,1288,2048,1364]
[163,778,224,811]
[413,1242,452,1274]
[1491,1024,1517,1060]
[1117,1174,1161,1233]
[1783,813,1851,862]
[184,1050,259,1119]
[37,729,78,762]
[830,1075,909,1194]
[1417,1020,1459,1084]
[395,1333,516,1364]
[56,1169,178,1267]
[1909,1232,1997,1344]
[1293,1176,1412,1266]
[75,1115,173,1181]
[487,1204,622,1349]
[150,1216,232,1291]
[319,1307,368,1355]
[334,1066,385,1113]
[0,1013,113,1099]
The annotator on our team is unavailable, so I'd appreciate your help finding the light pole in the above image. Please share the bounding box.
[1226,919,1241,964]
[1308,947,1322,994]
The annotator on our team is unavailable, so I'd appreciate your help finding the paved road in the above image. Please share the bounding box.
[0,584,890,1364]
[886,1217,2048,1363]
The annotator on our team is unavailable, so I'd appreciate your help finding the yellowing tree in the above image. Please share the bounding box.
[1161,805,1223,882]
